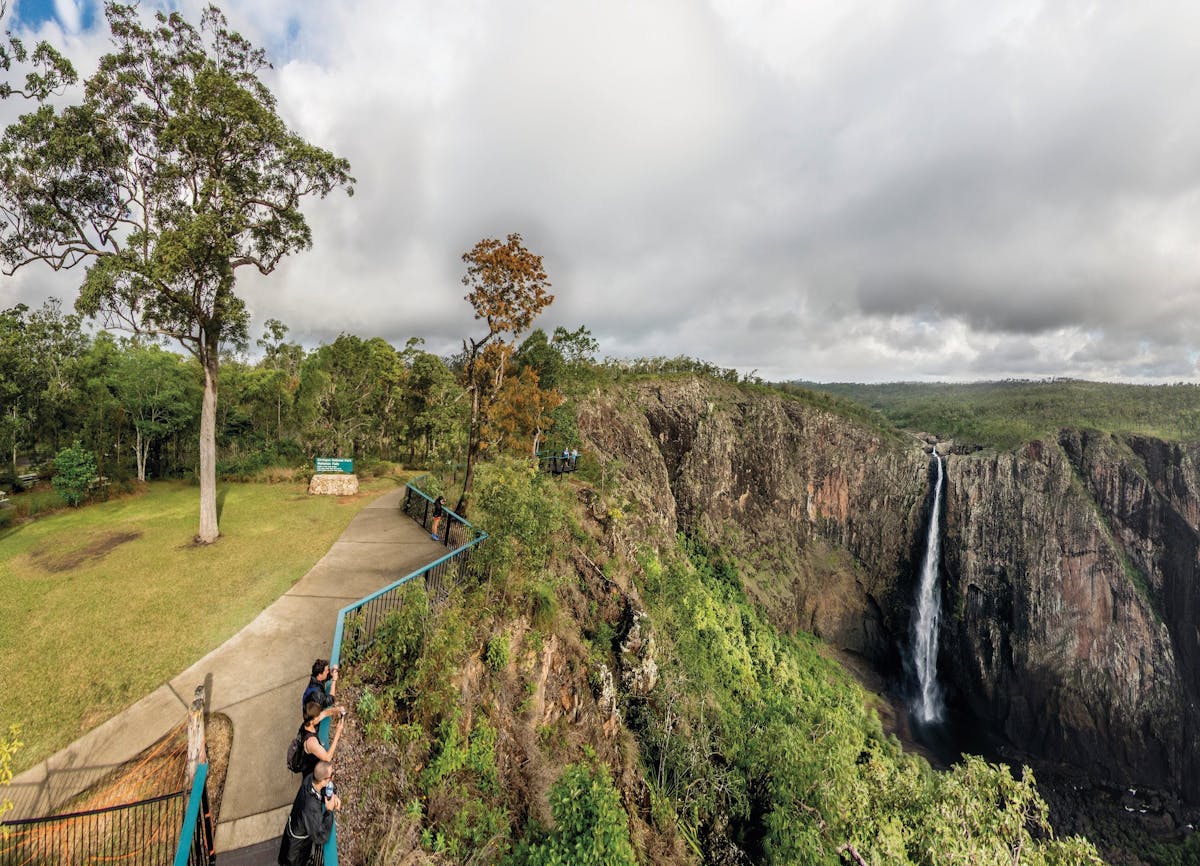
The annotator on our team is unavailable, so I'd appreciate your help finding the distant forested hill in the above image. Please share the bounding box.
[792,380,1200,449]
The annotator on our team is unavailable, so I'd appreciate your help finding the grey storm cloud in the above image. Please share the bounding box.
[5,0,1200,381]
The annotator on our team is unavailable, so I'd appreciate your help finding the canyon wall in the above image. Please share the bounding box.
[579,376,1200,804]
[578,376,929,662]
[944,431,1200,800]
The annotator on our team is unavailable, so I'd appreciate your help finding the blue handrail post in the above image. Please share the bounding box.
[172,763,210,866]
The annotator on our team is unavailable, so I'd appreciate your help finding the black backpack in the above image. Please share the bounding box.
[286,727,308,774]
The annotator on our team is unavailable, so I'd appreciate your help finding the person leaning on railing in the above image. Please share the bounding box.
[278,760,342,866]
[297,701,346,778]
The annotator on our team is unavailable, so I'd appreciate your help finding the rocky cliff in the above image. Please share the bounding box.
[944,431,1200,804]
[578,377,929,667]
[579,376,1200,814]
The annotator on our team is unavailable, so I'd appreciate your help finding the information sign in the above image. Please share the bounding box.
[314,457,354,474]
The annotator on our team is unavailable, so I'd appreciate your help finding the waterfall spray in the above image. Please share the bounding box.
[911,452,945,725]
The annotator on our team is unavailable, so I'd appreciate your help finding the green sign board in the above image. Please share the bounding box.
[314,457,354,474]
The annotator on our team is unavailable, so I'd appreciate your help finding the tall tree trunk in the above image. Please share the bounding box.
[136,428,146,482]
[456,371,482,517]
[197,348,220,543]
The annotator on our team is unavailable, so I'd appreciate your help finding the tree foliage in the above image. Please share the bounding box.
[0,0,76,101]
[107,343,197,481]
[50,440,96,506]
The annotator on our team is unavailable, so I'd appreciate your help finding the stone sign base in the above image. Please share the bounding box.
[308,473,359,496]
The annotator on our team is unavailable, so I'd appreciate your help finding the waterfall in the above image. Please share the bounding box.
[911,452,945,725]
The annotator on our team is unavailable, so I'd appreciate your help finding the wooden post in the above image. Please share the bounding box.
[186,684,207,786]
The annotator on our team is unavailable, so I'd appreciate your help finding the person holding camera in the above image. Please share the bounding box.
[295,700,346,778]
[301,658,338,711]
[277,760,341,866]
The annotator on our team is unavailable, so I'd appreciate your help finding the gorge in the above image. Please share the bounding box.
[578,376,1200,858]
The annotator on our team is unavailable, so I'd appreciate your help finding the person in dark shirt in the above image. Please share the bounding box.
[277,760,341,866]
[430,495,446,540]
[296,701,345,779]
[301,658,338,711]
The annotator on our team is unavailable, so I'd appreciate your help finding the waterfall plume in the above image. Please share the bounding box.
[911,452,945,725]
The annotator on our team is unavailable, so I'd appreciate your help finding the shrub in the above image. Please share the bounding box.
[484,634,509,672]
[509,761,635,866]
[1,724,21,826]
[472,456,564,590]
[51,442,97,507]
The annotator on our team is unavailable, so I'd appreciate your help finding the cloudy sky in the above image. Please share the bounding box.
[3,0,1200,382]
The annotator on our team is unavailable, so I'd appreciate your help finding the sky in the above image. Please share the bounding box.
[3,0,1200,383]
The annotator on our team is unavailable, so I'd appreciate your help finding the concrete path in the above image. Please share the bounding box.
[7,485,443,854]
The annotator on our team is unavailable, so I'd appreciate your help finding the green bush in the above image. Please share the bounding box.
[473,456,564,592]
[375,584,428,682]
[627,541,1105,865]
[485,634,509,672]
[508,761,636,866]
[51,442,97,507]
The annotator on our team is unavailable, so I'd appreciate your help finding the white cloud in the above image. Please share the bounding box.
[6,0,1200,381]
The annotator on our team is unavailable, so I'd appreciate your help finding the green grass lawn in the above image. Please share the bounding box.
[1,477,405,773]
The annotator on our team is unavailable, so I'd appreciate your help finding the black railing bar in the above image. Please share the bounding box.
[1,790,185,827]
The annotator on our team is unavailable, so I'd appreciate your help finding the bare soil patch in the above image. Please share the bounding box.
[30,530,143,573]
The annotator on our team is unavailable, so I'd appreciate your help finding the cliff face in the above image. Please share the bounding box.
[944,432,1200,800]
[578,377,929,665]
[580,377,1200,807]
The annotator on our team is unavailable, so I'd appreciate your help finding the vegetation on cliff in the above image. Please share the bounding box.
[335,448,1104,864]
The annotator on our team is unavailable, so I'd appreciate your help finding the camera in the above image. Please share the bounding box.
[324,782,337,799]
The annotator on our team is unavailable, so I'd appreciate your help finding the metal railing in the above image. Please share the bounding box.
[536,450,581,476]
[1,790,187,866]
[316,477,487,866]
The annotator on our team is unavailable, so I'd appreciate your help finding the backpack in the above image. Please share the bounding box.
[286,727,308,774]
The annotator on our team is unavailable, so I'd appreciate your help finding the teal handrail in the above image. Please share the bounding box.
[171,763,209,866]
[317,478,486,866]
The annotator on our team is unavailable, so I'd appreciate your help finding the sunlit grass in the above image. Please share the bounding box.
[1,476,404,773]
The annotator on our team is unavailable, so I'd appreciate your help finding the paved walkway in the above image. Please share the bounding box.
[7,485,443,854]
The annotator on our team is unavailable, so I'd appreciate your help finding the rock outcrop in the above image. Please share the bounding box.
[578,377,929,666]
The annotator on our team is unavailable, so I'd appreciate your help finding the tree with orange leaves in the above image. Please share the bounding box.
[457,233,554,514]
[485,365,565,457]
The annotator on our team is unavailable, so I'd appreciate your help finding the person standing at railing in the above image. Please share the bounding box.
[297,701,346,777]
[302,658,339,711]
[431,495,446,541]
[278,760,342,866]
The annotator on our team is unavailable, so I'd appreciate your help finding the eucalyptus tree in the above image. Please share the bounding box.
[256,318,304,442]
[0,3,353,542]
[0,304,33,478]
[297,334,402,459]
